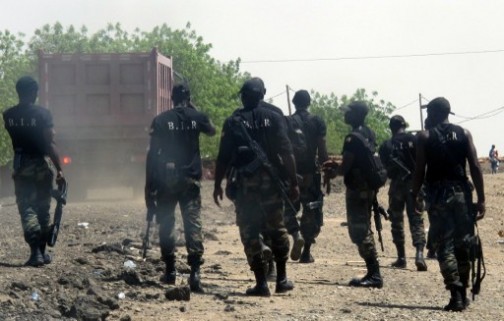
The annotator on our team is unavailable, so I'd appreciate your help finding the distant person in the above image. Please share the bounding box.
[213,78,299,296]
[323,101,383,288]
[145,84,216,293]
[378,115,427,271]
[283,90,329,263]
[412,97,485,311]
[489,144,499,174]
[3,76,65,267]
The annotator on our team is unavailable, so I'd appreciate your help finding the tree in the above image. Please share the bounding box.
[310,88,395,155]
[0,30,32,165]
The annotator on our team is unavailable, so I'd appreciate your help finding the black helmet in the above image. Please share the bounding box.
[16,76,39,97]
[292,90,311,108]
[389,115,406,130]
[172,84,191,102]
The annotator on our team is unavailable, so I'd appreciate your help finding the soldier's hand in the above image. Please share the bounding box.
[475,202,485,221]
[213,185,223,207]
[289,185,300,202]
[56,171,66,186]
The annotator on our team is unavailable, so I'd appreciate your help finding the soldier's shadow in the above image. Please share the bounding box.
[357,302,443,311]
[0,261,24,268]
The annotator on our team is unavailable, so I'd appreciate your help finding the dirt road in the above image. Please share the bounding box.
[0,174,503,321]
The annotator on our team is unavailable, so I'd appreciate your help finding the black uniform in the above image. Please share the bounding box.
[3,103,55,246]
[146,105,214,267]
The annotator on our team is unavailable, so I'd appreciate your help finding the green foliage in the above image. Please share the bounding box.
[310,88,395,155]
[0,30,32,165]
[0,21,396,165]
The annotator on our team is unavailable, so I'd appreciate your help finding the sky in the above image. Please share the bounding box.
[1,0,503,156]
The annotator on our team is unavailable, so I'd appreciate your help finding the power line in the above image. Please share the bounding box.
[394,99,418,111]
[266,90,285,100]
[455,105,504,124]
[242,49,504,64]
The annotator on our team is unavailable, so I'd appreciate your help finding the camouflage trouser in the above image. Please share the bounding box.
[345,187,378,261]
[388,179,426,248]
[13,156,54,246]
[284,173,323,243]
[426,181,473,288]
[156,180,204,266]
[235,172,290,272]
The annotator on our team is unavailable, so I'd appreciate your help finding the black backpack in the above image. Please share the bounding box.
[351,132,387,190]
[286,114,309,166]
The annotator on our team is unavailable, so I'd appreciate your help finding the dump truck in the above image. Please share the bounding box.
[38,48,173,200]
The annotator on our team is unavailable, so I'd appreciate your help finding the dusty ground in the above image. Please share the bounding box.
[0,173,503,321]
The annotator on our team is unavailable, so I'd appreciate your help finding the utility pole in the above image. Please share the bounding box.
[286,85,292,116]
[419,93,424,131]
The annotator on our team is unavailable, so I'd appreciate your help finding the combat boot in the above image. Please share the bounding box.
[246,267,271,297]
[25,244,44,267]
[188,264,204,293]
[415,245,427,271]
[443,285,465,311]
[289,231,305,261]
[266,258,277,281]
[160,255,176,284]
[349,259,383,289]
[39,234,52,265]
[390,244,407,268]
[299,242,314,263]
[426,248,437,259]
[275,260,294,293]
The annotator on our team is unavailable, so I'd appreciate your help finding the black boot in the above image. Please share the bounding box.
[275,260,294,293]
[189,264,204,293]
[299,241,314,263]
[39,234,52,265]
[25,243,44,267]
[391,244,406,268]
[426,248,437,259]
[289,231,305,261]
[415,245,427,271]
[246,267,271,297]
[160,255,176,284]
[349,258,383,288]
[443,285,465,311]
[266,258,277,281]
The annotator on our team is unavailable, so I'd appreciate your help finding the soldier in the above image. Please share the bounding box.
[213,78,300,296]
[284,90,328,263]
[411,97,485,311]
[323,101,383,288]
[378,115,427,271]
[145,84,216,293]
[3,76,65,267]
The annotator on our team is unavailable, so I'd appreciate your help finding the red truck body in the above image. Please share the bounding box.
[38,48,173,199]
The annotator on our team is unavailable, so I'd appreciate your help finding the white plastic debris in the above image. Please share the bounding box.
[31,291,40,301]
[77,222,89,229]
[123,260,136,269]
[117,292,126,300]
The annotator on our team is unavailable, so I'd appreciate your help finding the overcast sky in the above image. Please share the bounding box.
[1,0,503,156]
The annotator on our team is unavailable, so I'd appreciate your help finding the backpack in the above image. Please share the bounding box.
[286,114,309,166]
[351,132,387,190]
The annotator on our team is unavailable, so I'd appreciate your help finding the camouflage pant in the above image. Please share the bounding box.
[235,172,290,271]
[388,179,426,248]
[345,187,378,261]
[156,180,204,266]
[284,173,323,243]
[13,157,54,245]
[426,181,473,288]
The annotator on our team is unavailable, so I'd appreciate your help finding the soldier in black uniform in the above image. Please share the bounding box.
[378,115,427,271]
[412,97,485,311]
[145,84,216,292]
[3,76,65,267]
[283,90,328,263]
[213,78,300,297]
[323,101,383,288]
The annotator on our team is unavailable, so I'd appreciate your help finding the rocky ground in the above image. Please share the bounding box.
[0,173,503,321]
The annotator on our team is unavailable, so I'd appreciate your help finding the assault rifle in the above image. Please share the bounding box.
[372,196,389,252]
[390,156,412,181]
[467,203,486,300]
[232,116,298,214]
[142,208,155,259]
[47,180,68,247]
